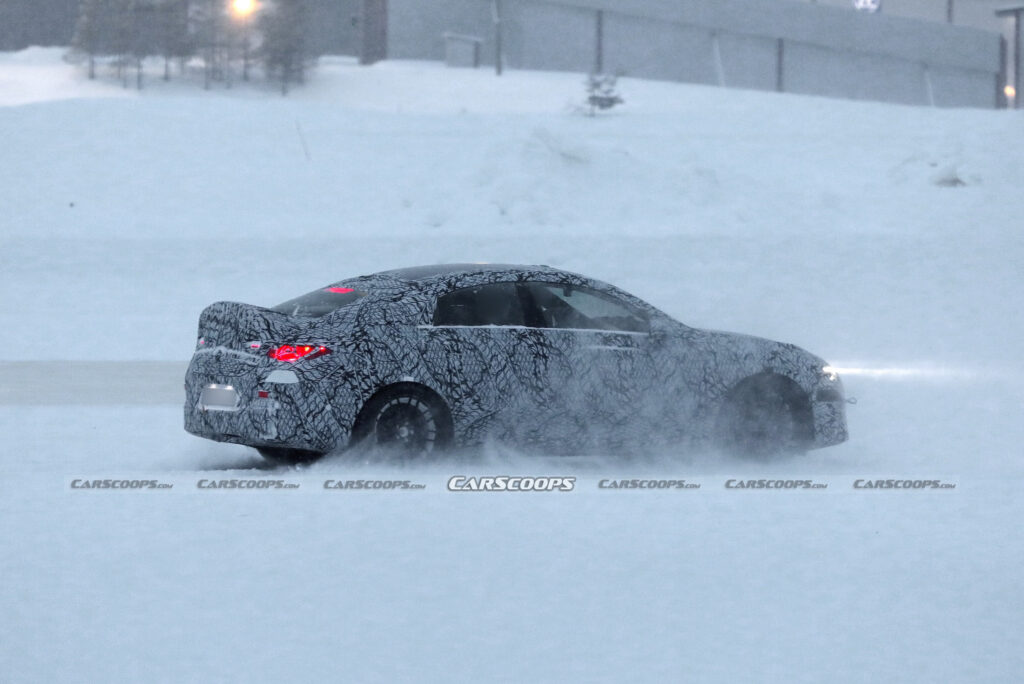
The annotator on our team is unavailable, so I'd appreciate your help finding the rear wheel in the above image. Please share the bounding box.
[256,447,325,465]
[351,384,453,458]
[716,376,812,458]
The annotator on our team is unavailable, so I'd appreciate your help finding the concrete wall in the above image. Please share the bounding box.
[307,0,360,56]
[801,0,1009,33]
[388,0,493,62]
[386,0,1003,108]
[507,2,595,72]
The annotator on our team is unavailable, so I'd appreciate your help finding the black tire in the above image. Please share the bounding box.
[256,446,325,465]
[351,384,453,458]
[716,375,812,458]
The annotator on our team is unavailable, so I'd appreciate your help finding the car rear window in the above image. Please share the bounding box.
[271,286,367,318]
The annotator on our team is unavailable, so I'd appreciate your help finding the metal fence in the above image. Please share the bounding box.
[388,0,1004,108]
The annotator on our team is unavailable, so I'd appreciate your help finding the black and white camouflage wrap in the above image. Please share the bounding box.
[184,264,848,454]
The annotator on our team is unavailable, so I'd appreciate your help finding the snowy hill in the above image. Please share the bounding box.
[1,49,1022,682]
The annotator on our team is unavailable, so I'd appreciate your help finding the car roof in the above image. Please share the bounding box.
[376,263,559,282]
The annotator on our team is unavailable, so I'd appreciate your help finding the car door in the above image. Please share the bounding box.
[520,281,658,448]
[417,281,553,444]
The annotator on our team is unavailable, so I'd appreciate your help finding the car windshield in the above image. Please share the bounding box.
[270,286,367,318]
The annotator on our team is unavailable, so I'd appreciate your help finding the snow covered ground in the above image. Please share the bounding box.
[1,49,1023,682]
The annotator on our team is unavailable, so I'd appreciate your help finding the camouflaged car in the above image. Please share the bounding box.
[184,264,848,462]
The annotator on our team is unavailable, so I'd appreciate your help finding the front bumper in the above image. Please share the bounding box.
[809,397,848,448]
[808,377,849,449]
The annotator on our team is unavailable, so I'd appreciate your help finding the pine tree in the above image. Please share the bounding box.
[191,0,227,89]
[585,73,624,116]
[260,0,310,95]
[155,0,192,81]
[72,0,105,79]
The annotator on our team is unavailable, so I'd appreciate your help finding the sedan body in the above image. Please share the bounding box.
[184,264,847,459]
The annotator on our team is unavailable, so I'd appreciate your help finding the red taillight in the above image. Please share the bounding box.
[325,287,355,294]
[267,344,330,363]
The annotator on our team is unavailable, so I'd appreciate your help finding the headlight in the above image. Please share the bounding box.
[822,365,839,382]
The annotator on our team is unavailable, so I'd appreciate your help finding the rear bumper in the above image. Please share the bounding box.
[183,349,350,453]
[184,393,325,450]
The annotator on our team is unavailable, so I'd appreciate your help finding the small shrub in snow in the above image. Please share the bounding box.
[584,73,624,116]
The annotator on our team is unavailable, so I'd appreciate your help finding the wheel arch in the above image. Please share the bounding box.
[720,371,815,444]
[352,381,455,444]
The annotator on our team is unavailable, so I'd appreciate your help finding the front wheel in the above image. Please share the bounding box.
[351,385,453,458]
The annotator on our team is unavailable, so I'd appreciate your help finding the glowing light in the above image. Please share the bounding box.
[268,344,330,363]
[325,287,355,294]
[1005,85,1016,100]
[825,364,978,381]
[852,0,881,12]
[231,0,256,17]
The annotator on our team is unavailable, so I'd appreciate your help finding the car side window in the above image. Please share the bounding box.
[524,283,649,333]
[433,282,527,327]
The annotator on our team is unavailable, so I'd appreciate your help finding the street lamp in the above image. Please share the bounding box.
[231,0,257,81]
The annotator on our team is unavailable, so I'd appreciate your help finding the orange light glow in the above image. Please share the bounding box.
[1005,85,1016,100]
[231,0,256,17]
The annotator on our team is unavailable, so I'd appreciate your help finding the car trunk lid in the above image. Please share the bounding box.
[195,301,311,353]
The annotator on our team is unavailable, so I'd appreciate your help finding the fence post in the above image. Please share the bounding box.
[712,31,725,86]
[998,6,1024,109]
[492,0,503,75]
[594,10,604,74]
[998,35,1008,108]
[776,38,784,92]
[1017,10,1022,109]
